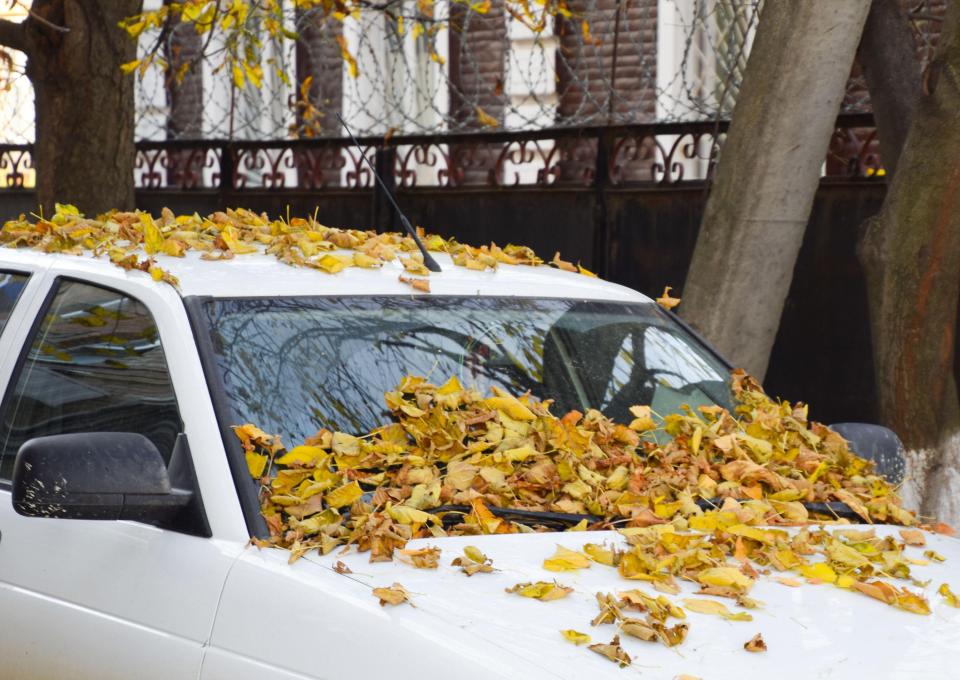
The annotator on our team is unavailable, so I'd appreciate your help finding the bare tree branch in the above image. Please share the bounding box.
[0,17,28,53]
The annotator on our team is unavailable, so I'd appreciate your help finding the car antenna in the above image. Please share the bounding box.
[336,113,441,272]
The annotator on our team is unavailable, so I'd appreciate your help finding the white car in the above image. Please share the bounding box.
[0,246,957,680]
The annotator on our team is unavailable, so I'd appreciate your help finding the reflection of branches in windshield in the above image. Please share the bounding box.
[205,297,558,439]
[202,297,734,443]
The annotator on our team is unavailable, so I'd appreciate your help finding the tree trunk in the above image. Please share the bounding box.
[856,0,921,177]
[23,0,141,215]
[680,1,872,380]
[858,2,960,524]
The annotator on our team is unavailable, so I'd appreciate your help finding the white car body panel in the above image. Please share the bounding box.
[209,528,960,680]
[0,246,955,679]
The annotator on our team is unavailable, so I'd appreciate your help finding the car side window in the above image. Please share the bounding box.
[0,279,182,480]
[0,271,30,335]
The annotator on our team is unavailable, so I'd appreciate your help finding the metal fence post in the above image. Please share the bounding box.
[591,129,613,278]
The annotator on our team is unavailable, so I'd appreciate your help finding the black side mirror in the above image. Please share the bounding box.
[12,432,192,523]
[829,422,906,485]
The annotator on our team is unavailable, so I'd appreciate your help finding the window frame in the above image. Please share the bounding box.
[0,268,32,339]
[0,276,187,491]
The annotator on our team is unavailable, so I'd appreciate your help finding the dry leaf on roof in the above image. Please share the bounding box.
[398,275,430,293]
[656,285,681,310]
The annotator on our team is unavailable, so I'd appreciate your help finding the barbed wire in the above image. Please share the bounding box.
[0,0,946,144]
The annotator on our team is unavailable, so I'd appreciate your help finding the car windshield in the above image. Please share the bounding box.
[196,296,732,443]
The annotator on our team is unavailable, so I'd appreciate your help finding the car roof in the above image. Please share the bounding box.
[0,246,652,302]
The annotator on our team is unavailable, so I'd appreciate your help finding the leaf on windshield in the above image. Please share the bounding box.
[325,481,363,508]
[506,581,573,601]
[588,635,631,667]
[543,545,591,572]
[245,451,268,478]
[372,583,411,606]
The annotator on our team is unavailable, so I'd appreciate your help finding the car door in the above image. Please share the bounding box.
[0,272,240,680]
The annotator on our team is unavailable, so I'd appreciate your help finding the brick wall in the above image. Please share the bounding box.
[557,0,658,124]
[295,10,344,137]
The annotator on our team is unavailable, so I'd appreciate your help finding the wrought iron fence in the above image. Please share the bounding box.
[0,114,881,195]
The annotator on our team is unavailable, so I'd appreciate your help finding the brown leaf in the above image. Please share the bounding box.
[588,635,631,667]
[398,274,430,293]
[333,560,352,574]
[372,582,411,606]
[744,633,767,652]
[899,529,926,546]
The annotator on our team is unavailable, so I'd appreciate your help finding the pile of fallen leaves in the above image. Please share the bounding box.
[238,372,960,662]
[0,204,595,291]
[238,369,915,563]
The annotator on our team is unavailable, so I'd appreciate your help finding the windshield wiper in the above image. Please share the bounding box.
[430,504,599,531]
[430,498,868,531]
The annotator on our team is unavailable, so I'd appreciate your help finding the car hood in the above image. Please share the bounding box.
[214,525,960,680]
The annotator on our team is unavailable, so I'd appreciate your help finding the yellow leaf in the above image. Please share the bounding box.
[475,106,499,128]
[121,59,141,75]
[277,445,326,466]
[583,543,615,566]
[543,545,591,571]
[656,285,681,310]
[506,581,573,601]
[352,252,381,268]
[140,212,163,255]
[577,264,597,278]
[939,583,960,608]
[232,62,245,89]
[336,35,359,78]
[387,504,438,525]
[561,629,591,645]
[798,562,837,584]
[683,598,753,622]
[316,253,351,274]
[696,567,754,593]
[246,451,268,478]
[484,392,535,420]
[325,481,363,508]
